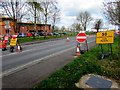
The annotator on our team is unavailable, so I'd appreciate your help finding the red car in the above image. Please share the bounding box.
[47,33,53,35]
[26,33,33,37]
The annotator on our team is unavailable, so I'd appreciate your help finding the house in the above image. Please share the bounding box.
[0,17,52,36]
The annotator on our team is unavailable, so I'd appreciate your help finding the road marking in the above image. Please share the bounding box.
[0,40,95,77]
[2,39,75,57]
[0,47,75,78]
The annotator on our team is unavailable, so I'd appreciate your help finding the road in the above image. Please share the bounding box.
[2,35,97,88]
[2,36,95,72]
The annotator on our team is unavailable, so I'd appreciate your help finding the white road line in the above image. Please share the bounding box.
[2,39,75,57]
[0,40,95,77]
[0,47,75,78]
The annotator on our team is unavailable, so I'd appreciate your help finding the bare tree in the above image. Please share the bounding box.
[77,11,92,31]
[0,0,28,33]
[40,0,57,39]
[50,6,60,32]
[103,0,120,31]
[103,0,120,60]
[94,19,103,32]
[28,1,43,39]
[72,23,82,31]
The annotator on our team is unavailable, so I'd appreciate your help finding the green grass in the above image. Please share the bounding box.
[32,36,120,89]
[86,32,96,35]
[17,34,77,43]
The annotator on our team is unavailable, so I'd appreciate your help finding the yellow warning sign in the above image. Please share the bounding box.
[10,38,17,45]
[96,30,114,44]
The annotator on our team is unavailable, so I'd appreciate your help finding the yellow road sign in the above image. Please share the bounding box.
[10,38,17,45]
[96,30,114,44]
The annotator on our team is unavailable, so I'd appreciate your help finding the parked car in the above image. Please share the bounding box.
[53,32,59,35]
[62,32,67,35]
[18,33,27,37]
[35,32,40,36]
[47,33,53,35]
[26,33,33,37]
[39,32,46,36]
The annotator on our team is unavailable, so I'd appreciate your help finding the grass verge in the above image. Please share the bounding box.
[32,36,120,88]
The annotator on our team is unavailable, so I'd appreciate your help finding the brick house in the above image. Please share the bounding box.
[0,17,52,36]
[18,22,51,34]
[0,17,16,36]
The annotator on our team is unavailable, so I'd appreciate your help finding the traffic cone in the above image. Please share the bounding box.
[66,37,70,41]
[17,44,21,52]
[75,45,81,55]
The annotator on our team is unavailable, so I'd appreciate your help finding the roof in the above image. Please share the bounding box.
[0,17,17,20]
[17,22,51,26]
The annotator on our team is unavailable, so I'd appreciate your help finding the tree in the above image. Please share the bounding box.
[103,0,120,31]
[50,6,60,32]
[77,11,92,31]
[0,0,28,33]
[94,19,103,32]
[71,23,82,31]
[103,0,120,60]
[40,0,57,39]
[28,0,43,39]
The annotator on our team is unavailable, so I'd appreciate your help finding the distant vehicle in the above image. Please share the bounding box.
[47,33,53,35]
[26,33,33,37]
[39,32,46,36]
[35,32,40,36]
[62,32,67,35]
[53,32,59,35]
[18,33,27,37]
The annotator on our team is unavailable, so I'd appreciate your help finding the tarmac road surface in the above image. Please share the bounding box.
[2,35,97,88]
[2,36,95,72]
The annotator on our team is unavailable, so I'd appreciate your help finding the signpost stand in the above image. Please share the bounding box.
[99,44,111,59]
[96,30,114,59]
[86,40,89,51]
[76,33,88,54]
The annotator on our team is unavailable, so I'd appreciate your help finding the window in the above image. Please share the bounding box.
[6,29,10,33]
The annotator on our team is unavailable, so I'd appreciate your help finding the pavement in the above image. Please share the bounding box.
[2,36,97,88]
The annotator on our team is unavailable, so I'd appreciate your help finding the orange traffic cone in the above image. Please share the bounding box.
[75,45,81,55]
[66,37,70,41]
[17,44,21,52]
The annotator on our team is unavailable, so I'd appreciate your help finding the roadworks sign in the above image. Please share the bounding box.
[96,30,114,44]
[10,38,17,46]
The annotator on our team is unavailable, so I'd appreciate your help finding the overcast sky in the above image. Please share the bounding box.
[57,0,116,30]
[0,0,117,30]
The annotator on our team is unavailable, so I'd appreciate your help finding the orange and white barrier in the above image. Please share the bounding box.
[66,37,70,41]
[17,44,21,52]
[75,45,81,55]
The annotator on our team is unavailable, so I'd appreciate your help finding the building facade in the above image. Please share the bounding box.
[0,17,16,36]
[0,17,52,36]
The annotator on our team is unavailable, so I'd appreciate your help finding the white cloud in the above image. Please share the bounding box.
[57,0,115,30]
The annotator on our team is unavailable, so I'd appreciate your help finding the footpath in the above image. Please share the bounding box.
[2,35,96,88]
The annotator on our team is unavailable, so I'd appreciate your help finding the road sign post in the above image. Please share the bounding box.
[76,33,87,43]
[96,30,114,44]
[76,33,88,54]
[96,30,114,59]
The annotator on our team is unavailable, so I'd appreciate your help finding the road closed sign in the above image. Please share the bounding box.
[96,30,114,44]
[76,33,87,43]
[10,38,17,45]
